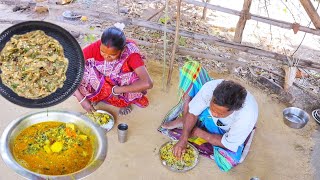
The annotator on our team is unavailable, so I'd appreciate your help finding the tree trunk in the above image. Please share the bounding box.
[234,0,252,43]
[300,0,320,29]
[201,0,211,20]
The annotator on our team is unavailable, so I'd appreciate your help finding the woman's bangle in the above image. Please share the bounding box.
[112,86,121,96]
[79,96,86,104]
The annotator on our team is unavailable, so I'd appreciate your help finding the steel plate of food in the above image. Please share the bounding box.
[85,110,115,132]
[159,141,199,172]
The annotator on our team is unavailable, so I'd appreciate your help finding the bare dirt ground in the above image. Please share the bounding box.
[0,0,319,179]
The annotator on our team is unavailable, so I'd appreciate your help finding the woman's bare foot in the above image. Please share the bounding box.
[119,105,132,115]
[161,117,184,130]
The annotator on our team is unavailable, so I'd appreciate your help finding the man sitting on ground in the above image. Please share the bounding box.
[161,61,258,171]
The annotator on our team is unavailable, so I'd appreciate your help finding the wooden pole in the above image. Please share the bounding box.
[183,0,320,36]
[166,0,182,89]
[201,0,211,20]
[162,0,169,90]
[300,0,320,29]
[234,0,252,43]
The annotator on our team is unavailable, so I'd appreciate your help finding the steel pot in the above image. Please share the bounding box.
[0,110,107,180]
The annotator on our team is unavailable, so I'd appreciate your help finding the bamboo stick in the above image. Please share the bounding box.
[167,0,182,89]
[162,0,169,90]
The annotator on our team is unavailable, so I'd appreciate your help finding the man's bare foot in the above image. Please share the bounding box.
[161,117,183,130]
[119,105,132,115]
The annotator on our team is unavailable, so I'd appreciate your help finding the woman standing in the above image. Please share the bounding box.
[74,24,153,115]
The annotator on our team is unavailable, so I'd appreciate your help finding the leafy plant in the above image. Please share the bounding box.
[84,34,96,43]
[179,36,187,46]
[159,16,170,24]
[184,56,194,62]
[151,32,161,39]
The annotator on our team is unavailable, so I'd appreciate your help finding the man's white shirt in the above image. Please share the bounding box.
[188,79,258,152]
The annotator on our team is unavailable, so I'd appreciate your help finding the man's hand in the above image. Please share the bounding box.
[173,139,188,159]
[172,112,198,159]
[80,99,95,113]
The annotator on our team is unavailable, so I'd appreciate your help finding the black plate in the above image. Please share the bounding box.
[312,109,320,124]
[0,21,84,108]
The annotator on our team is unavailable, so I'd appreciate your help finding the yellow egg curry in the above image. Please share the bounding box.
[12,122,93,175]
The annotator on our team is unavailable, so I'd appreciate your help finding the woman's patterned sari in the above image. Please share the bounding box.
[78,42,148,108]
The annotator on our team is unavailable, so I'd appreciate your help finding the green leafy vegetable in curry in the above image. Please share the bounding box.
[13,122,93,175]
[0,30,68,99]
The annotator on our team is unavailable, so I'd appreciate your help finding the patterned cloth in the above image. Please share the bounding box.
[79,42,149,108]
[158,61,255,172]
[178,60,211,98]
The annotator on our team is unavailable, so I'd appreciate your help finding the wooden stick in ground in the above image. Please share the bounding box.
[166,0,182,90]
[201,0,211,20]
[300,0,320,29]
[234,0,252,43]
[116,0,120,15]
[162,0,169,91]
[283,65,297,91]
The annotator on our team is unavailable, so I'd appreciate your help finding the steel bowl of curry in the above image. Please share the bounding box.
[0,110,107,180]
